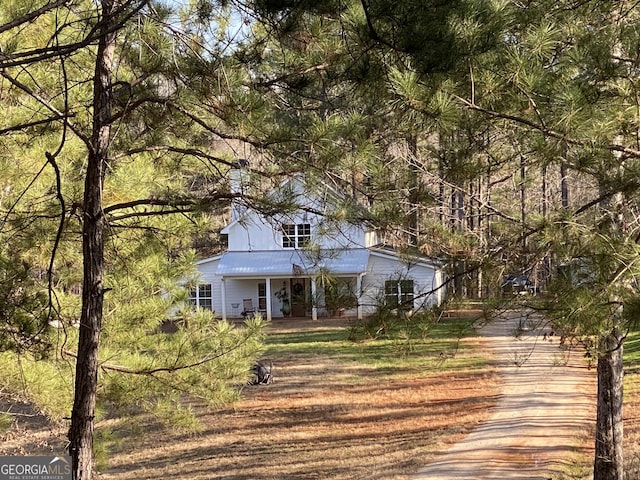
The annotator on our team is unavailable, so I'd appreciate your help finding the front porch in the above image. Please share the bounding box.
[198,249,371,322]
[218,275,364,322]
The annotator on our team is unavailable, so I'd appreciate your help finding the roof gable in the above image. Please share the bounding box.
[224,173,365,230]
[221,172,377,251]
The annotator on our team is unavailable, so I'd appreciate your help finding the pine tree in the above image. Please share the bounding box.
[0,1,270,478]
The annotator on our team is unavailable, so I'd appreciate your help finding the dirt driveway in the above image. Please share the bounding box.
[413,311,596,479]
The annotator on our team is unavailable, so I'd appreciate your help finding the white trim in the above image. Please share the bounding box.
[196,254,223,266]
[221,278,227,321]
[265,278,272,322]
[311,278,317,321]
[368,248,442,270]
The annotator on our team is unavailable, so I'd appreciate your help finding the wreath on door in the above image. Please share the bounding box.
[293,282,304,296]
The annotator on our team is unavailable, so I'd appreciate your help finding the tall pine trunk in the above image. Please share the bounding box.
[560,158,569,209]
[594,328,624,480]
[519,153,527,253]
[594,160,625,479]
[68,1,116,478]
[407,134,418,247]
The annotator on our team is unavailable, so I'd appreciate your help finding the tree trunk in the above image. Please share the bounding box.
[437,141,445,225]
[560,158,569,209]
[407,134,419,247]
[541,164,547,218]
[68,1,116,478]
[594,328,624,480]
[593,122,625,479]
[519,153,527,252]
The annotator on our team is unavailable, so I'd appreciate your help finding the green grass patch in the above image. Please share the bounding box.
[626,329,640,368]
[0,413,13,433]
[263,315,487,378]
[0,352,74,421]
[625,329,640,395]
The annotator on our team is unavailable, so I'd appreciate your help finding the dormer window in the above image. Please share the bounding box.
[282,223,311,248]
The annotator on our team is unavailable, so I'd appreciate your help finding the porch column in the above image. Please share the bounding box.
[265,277,272,322]
[356,274,364,320]
[220,277,227,321]
[311,277,317,321]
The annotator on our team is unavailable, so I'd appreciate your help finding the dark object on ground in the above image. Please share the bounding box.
[250,360,273,385]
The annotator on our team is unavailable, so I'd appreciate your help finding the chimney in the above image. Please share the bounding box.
[230,159,250,221]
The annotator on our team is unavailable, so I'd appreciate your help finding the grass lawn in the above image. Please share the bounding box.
[625,328,640,478]
[262,314,488,376]
[98,312,499,479]
[626,329,640,369]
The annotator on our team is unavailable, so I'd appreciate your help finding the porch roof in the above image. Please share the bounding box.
[215,249,370,277]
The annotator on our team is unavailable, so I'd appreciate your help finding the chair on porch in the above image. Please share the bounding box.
[241,298,256,318]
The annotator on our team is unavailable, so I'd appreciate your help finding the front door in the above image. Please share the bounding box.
[290,278,307,317]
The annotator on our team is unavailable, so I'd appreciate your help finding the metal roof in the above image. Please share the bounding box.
[215,249,370,277]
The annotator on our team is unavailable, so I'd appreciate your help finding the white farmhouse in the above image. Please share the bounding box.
[191,165,446,321]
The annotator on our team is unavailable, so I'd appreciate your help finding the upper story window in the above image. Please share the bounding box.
[282,223,311,248]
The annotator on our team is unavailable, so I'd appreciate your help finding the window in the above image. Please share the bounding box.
[282,224,296,248]
[281,223,311,248]
[258,282,267,311]
[189,284,213,310]
[384,279,414,310]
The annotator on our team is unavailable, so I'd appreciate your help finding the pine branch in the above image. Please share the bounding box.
[0,0,71,35]
[0,0,149,69]
[104,193,236,222]
[166,101,268,148]
[104,198,197,214]
[0,71,88,147]
[110,145,235,175]
[252,62,331,88]
[0,115,72,135]
[360,0,394,50]
[107,207,196,223]
[455,95,640,159]
[44,152,65,326]
[61,334,256,376]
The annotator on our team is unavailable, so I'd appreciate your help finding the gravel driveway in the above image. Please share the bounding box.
[413,311,596,479]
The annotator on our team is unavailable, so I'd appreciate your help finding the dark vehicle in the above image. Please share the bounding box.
[502,274,535,295]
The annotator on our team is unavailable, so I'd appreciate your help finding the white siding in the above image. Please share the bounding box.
[195,257,224,315]
[224,211,281,251]
[223,177,372,251]
[225,212,369,251]
[360,252,443,314]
